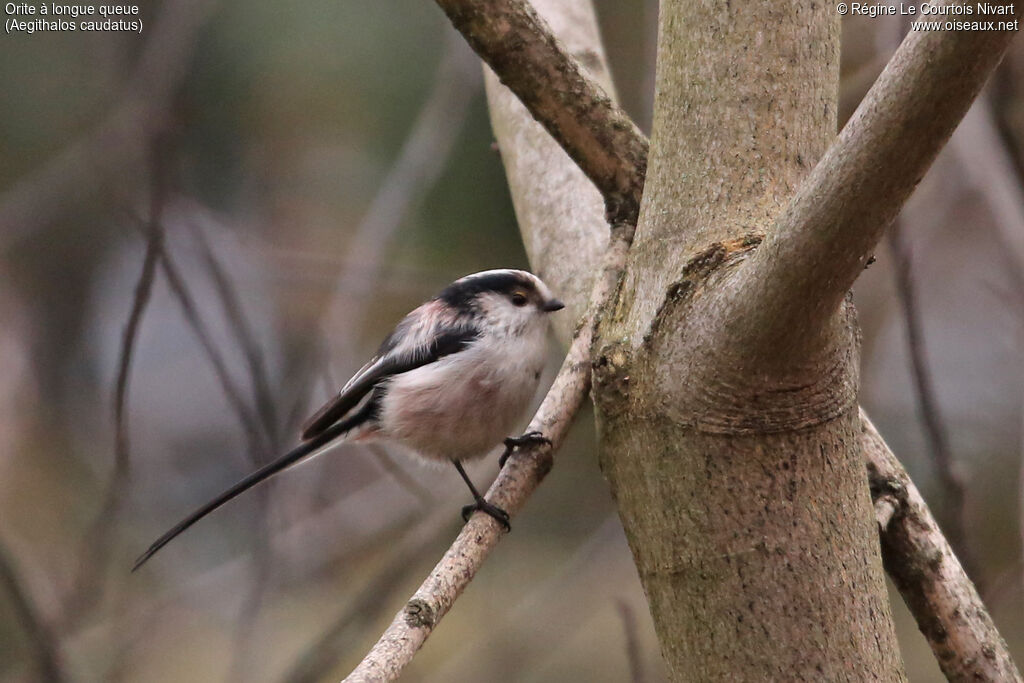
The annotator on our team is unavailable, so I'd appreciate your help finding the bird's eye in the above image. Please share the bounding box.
[511,292,528,307]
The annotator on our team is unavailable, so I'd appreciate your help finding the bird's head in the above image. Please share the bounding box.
[438,269,563,334]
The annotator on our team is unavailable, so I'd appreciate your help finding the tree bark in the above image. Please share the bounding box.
[367,0,1022,678]
[862,410,1022,682]
[482,0,614,343]
[591,1,907,679]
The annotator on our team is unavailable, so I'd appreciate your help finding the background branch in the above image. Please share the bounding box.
[281,32,479,425]
[862,409,1022,682]
[59,153,167,631]
[887,222,978,585]
[282,507,456,683]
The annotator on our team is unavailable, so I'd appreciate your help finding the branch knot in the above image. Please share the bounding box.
[404,598,438,629]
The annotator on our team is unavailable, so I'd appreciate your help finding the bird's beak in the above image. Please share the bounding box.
[542,298,565,312]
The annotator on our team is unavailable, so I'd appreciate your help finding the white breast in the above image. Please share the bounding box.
[376,326,548,462]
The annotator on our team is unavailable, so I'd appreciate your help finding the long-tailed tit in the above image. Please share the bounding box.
[133,269,564,570]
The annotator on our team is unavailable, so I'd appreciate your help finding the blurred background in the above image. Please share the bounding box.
[1,1,1022,680]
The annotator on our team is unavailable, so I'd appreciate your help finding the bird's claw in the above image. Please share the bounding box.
[461,499,511,531]
[499,431,551,468]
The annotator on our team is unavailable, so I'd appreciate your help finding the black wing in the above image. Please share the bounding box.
[299,324,479,440]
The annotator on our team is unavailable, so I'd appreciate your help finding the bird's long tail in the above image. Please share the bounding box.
[132,409,367,571]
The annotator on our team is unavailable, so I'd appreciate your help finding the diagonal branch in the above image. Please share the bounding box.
[60,148,168,631]
[344,222,634,682]
[433,0,647,225]
[188,222,282,452]
[887,223,978,585]
[279,32,479,428]
[736,3,1022,356]
[158,243,269,455]
[862,409,1022,682]
[282,507,455,683]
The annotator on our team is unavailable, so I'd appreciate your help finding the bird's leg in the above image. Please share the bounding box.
[498,431,551,468]
[453,460,510,531]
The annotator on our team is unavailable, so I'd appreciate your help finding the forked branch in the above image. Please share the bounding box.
[738,1,1023,353]
[349,0,1022,679]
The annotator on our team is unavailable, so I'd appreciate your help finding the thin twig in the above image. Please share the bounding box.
[282,507,456,683]
[344,222,634,681]
[421,515,625,682]
[188,221,282,453]
[175,222,287,683]
[862,409,1022,682]
[156,232,280,681]
[157,244,269,454]
[0,538,66,683]
[947,99,1024,604]
[887,223,978,586]
[60,142,168,631]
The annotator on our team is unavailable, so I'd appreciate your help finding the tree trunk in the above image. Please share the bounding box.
[589,0,906,679]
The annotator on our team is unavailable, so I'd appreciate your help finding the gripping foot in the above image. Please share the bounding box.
[499,431,551,468]
[452,459,511,531]
[461,499,511,531]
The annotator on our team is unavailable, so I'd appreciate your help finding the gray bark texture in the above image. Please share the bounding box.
[346,0,1023,678]
[863,410,1022,682]
[592,1,906,679]
[486,0,1018,681]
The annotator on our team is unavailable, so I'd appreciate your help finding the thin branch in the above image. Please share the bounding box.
[282,507,455,683]
[422,514,624,682]
[887,223,978,586]
[61,143,168,630]
[344,222,634,681]
[188,222,282,452]
[737,2,1021,356]
[433,0,647,224]
[173,224,287,683]
[948,100,1024,605]
[953,100,1024,293]
[157,243,269,454]
[0,538,66,683]
[862,409,1022,682]
[157,232,280,681]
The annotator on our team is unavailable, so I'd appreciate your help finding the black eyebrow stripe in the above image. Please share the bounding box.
[438,272,533,308]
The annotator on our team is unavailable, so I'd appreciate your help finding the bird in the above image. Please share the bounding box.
[132,269,564,571]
